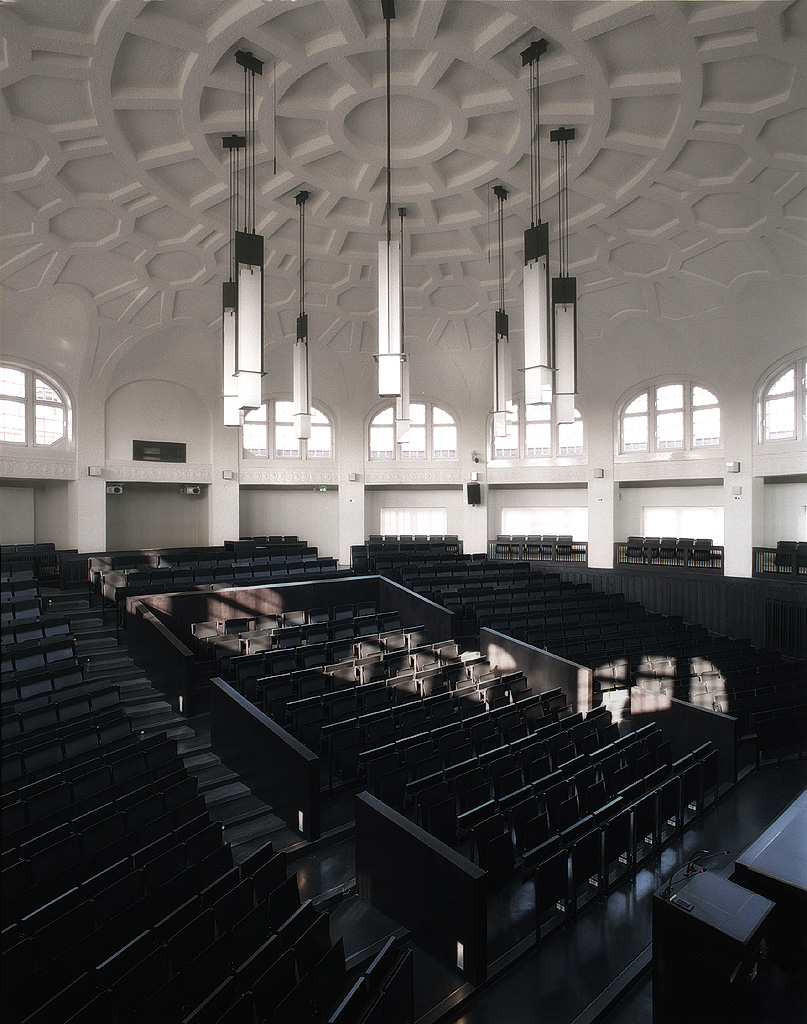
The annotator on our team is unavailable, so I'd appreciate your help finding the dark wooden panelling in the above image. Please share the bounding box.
[127,599,195,714]
[554,568,807,657]
[355,791,487,987]
[480,628,593,714]
[210,677,320,841]
[631,687,738,787]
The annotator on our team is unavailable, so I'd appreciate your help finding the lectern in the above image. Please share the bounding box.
[653,870,774,1024]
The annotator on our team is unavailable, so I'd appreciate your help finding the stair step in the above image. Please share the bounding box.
[224,813,285,851]
[184,751,220,771]
[203,780,251,808]
[197,763,240,791]
[215,797,278,829]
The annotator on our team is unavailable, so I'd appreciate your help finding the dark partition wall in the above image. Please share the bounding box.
[480,628,593,714]
[630,686,738,787]
[127,598,196,714]
[210,677,320,841]
[355,792,487,987]
[554,567,807,658]
[377,577,454,640]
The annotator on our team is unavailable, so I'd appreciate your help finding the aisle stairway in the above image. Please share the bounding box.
[42,587,291,865]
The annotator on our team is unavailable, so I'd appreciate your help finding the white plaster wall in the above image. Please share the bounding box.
[0,486,35,545]
[763,480,807,545]
[105,483,208,550]
[239,486,340,559]
[615,483,725,542]
[105,380,211,465]
[363,487,465,537]
[34,481,71,549]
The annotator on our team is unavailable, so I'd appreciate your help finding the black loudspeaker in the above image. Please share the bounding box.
[467,482,482,506]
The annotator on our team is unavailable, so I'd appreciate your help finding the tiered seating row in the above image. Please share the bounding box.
[351,535,462,573]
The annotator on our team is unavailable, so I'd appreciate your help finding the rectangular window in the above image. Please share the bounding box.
[558,418,583,455]
[0,399,26,443]
[525,404,551,456]
[381,507,448,536]
[622,414,648,451]
[493,402,519,458]
[501,506,588,540]
[35,404,65,445]
[643,506,724,545]
[692,406,720,447]
[656,410,684,448]
[765,396,796,440]
[400,425,426,459]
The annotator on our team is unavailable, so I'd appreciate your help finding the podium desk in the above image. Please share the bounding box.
[653,870,774,1024]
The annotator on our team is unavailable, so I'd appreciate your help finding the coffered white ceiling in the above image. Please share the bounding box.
[1,0,805,386]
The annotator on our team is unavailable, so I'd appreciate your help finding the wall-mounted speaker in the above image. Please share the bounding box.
[467,482,482,506]
[182,485,202,495]
[106,484,123,495]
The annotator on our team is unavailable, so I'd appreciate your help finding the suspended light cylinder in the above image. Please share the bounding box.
[376,238,402,396]
[523,222,553,405]
[494,310,511,438]
[395,355,410,443]
[222,281,240,427]
[294,315,311,440]
[235,229,264,411]
[553,275,577,423]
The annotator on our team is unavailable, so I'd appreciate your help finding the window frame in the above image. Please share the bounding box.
[617,380,721,457]
[490,401,584,461]
[368,402,458,462]
[241,399,334,461]
[757,355,807,446]
[0,363,71,450]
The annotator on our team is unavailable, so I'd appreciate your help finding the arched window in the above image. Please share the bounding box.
[492,402,584,459]
[758,356,807,443]
[0,365,70,448]
[619,382,720,454]
[242,401,333,459]
[368,403,457,461]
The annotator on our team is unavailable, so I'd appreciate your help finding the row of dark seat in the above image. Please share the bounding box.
[489,535,588,564]
[616,536,723,570]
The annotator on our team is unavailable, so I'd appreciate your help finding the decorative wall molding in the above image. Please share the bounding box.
[365,467,465,486]
[0,453,77,481]
[239,467,339,485]
[104,460,213,483]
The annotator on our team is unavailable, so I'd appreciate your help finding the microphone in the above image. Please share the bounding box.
[661,850,730,898]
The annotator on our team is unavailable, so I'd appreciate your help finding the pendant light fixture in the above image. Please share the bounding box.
[294,189,312,440]
[222,133,244,427]
[395,206,410,443]
[551,126,577,424]
[234,49,264,413]
[376,0,403,398]
[520,39,552,407]
[493,185,512,438]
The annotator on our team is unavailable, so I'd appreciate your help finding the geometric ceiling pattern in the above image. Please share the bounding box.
[1,0,805,371]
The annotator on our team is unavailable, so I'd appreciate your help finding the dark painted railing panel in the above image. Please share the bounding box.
[614,541,724,572]
[127,597,196,715]
[355,791,487,987]
[210,677,320,842]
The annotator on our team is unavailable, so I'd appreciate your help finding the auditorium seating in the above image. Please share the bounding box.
[614,536,724,571]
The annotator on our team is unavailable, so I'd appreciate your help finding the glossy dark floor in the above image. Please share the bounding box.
[290,758,807,1024]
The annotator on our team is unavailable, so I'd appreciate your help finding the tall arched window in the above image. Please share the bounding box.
[242,400,333,459]
[491,402,583,459]
[0,365,70,448]
[619,382,720,454]
[758,356,807,443]
[368,403,457,460]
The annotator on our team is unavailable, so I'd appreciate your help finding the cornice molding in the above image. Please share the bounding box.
[105,461,213,483]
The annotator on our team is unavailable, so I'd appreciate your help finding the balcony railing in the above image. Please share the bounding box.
[614,537,724,572]
[753,544,807,581]
[488,535,588,565]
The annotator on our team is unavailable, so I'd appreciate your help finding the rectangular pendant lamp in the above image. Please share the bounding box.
[494,309,511,437]
[222,281,240,427]
[523,221,553,405]
[553,275,577,423]
[235,229,263,410]
[294,314,311,440]
[377,238,402,396]
[395,354,410,443]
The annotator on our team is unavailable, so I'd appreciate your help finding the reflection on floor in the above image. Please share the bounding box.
[254,725,807,1024]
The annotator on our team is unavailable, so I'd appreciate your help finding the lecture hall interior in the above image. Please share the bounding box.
[1,1,806,1022]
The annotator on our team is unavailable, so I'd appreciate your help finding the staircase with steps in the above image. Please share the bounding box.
[42,587,298,865]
